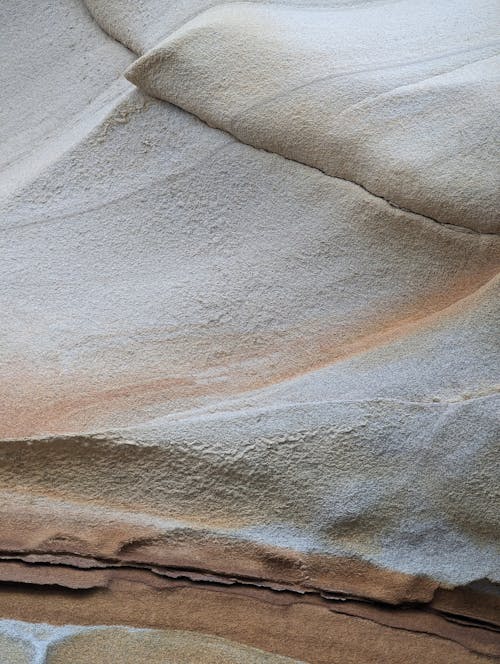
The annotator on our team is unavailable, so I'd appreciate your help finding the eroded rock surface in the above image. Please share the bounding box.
[125,0,500,233]
[0,0,499,661]
[0,621,302,663]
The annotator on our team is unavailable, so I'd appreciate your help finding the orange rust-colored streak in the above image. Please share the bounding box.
[1,268,498,439]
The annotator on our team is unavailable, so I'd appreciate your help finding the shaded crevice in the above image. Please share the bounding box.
[0,554,498,659]
[183,112,500,237]
[0,552,499,625]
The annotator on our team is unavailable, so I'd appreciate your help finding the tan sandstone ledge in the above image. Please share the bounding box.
[0,574,497,663]
[0,488,498,663]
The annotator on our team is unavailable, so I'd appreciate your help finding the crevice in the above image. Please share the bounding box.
[0,553,498,625]
[83,2,500,238]
[324,605,499,659]
[0,554,498,658]
[80,0,137,56]
[128,52,500,235]
[188,111,500,237]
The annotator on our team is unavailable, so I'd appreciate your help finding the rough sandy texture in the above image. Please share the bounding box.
[0,621,301,663]
[1,0,499,661]
[125,0,500,233]
[83,0,383,54]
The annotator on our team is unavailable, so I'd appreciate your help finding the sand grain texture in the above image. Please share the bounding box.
[0,0,499,661]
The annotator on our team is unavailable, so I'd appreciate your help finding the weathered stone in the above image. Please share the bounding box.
[0,0,498,661]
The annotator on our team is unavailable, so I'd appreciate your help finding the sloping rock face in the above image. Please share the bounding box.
[0,0,499,662]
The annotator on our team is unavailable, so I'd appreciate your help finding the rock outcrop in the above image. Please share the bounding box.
[0,0,498,661]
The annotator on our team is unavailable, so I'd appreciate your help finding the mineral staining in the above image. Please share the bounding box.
[0,0,498,661]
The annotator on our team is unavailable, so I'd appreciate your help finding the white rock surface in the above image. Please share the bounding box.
[125,0,500,233]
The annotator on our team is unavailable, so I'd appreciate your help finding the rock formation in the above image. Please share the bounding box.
[0,0,498,661]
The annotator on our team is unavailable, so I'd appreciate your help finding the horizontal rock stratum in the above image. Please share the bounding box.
[0,0,499,661]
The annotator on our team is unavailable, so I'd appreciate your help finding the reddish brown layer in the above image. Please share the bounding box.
[0,489,438,605]
[0,574,497,663]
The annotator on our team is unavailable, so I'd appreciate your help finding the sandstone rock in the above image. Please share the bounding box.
[0,632,33,664]
[0,0,498,661]
[125,0,500,233]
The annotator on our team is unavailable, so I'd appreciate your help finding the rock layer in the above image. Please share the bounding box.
[125,0,500,233]
[1,0,499,661]
[0,621,302,664]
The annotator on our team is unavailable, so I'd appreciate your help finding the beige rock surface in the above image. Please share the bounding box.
[125,1,500,234]
[0,632,33,664]
[47,627,302,663]
[0,0,499,661]
[0,621,302,663]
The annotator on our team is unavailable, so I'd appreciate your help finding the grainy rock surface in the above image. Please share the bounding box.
[0,621,302,664]
[0,0,499,661]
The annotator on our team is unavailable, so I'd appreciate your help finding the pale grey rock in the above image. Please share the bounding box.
[0,0,498,620]
[125,0,500,233]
